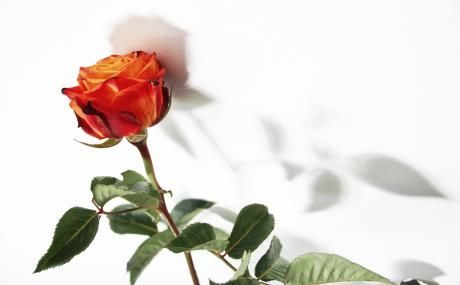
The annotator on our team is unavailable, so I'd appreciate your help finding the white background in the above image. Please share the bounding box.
[0,0,459,284]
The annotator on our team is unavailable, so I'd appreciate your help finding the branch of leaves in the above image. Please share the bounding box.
[34,170,162,272]
[33,170,217,277]
[35,172,398,285]
[165,203,396,285]
[118,201,397,285]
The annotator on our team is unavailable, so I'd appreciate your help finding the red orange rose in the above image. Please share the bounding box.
[62,51,170,139]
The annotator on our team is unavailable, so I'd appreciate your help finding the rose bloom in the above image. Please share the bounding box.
[62,51,170,139]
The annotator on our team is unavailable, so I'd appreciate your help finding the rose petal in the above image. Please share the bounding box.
[136,55,165,80]
[64,51,168,139]
[62,86,84,99]
[69,99,113,139]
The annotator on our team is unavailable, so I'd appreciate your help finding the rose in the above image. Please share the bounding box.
[62,51,170,139]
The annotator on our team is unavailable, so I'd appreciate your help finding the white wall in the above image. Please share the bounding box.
[1,0,459,284]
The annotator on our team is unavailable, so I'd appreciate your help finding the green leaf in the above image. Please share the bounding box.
[284,253,395,285]
[209,278,259,285]
[171,198,215,227]
[127,230,175,285]
[167,223,228,253]
[75,138,122,148]
[121,170,147,185]
[226,204,274,259]
[122,183,160,209]
[232,251,251,280]
[259,258,289,282]
[34,207,99,273]
[214,227,230,240]
[108,204,157,236]
[91,173,160,209]
[91,176,131,207]
[255,236,288,281]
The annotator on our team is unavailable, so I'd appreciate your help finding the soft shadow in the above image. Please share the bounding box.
[110,16,188,88]
[400,279,439,285]
[259,118,306,180]
[280,160,304,180]
[278,233,319,260]
[160,117,195,156]
[307,170,342,212]
[173,87,213,110]
[349,154,444,198]
[209,206,238,223]
[110,16,213,107]
[260,117,285,153]
[394,259,443,284]
[110,16,214,155]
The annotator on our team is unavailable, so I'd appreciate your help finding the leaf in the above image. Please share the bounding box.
[91,173,160,209]
[91,176,132,207]
[263,258,289,282]
[167,223,228,253]
[108,204,157,236]
[171,198,215,227]
[255,236,288,282]
[75,138,122,148]
[284,253,395,285]
[122,183,160,209]
[226,204,274,259]
[127,230,175,285]
[121,170,148,185]
[232,251,251,280]
[214,227,230,240]
[34,207,99,273]
[209,278,260,285]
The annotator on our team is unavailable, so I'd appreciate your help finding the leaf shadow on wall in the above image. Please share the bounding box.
[259,117,345,212]
[307,170,343,212]
[348,154,445,198]
[277,233,320,260]
[109,16,446,213]
[258,117,446,213]
[393,259,444,285]
[109,16,214,156]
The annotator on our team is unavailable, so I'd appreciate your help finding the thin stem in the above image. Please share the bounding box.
[210,251,237,271]
[134,140,161,191]
[132,138,200,285]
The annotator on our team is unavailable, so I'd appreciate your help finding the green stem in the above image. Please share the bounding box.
[135,140,161,191]
[210,251,237,271]
[132,138,200,285]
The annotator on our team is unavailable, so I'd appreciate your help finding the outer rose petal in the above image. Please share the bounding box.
[134,53,164,80]
[69,100,113,139]
[62,86,84,99]
[109,80,168,127]
[88,78,169,130]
